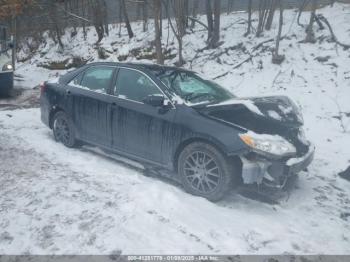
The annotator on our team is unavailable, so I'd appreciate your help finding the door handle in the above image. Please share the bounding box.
[111,102,117,107]
[66,90,71,96]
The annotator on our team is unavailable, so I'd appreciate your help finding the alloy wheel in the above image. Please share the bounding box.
[183,151,221,193]
[54,117,70,145]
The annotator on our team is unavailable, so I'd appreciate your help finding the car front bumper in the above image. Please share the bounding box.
[240,142,315,188]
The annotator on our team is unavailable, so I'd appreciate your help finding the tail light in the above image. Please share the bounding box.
[40,82,47,95]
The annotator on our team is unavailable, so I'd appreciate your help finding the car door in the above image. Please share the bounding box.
[66,65,116,147]
[110,67,177,166]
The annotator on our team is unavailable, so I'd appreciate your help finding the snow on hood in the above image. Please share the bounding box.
[207,98,264,116]
[205,96,303,125]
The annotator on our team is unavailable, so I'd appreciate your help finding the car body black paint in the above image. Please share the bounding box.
[40,62,312,179]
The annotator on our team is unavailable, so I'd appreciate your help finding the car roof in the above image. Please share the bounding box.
[85,61,193,73]
[59,62,194,85]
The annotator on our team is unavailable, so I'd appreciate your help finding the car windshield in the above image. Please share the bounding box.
[153,69,234,105]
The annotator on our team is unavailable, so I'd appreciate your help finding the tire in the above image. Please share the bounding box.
[52,111,77,148]
[178,142,238,202]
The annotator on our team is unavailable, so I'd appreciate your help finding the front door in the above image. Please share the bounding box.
[110,67,176,165]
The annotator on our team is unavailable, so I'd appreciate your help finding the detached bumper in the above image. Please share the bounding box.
[240,143,315,187]
[286,144,315,175]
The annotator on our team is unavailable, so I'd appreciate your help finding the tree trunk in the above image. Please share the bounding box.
[209,0,221,48]
[154,0,163,64]
[120,0,134,38]
[102,0,109,36]
[81,0,87,40]
[49,1,64,49]
[305,0,317,43]
[256,0,269,37]
[272,0,285,64]
[136,1,142,20]
[169,0,185,65]
[175,0,186,37]
[227,0,234,14]
[265,0,277,30]
[142,0,148,32]
[159,3,163,38]
[91,0,105,44]
[206,0,213,43]
[190,0,199,28]
[245,0,252,36]
[11,13,16,70]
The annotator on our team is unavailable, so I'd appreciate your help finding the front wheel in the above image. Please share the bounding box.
[178,142,238,202]
[52,111,77,148]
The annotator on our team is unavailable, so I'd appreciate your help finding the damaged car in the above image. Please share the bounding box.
[40,62,315,201]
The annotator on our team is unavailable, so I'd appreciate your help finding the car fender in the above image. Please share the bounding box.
[173,105,249,159]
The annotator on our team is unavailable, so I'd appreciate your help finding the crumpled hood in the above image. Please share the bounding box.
[197,95,304,128]
[244,96,303,124]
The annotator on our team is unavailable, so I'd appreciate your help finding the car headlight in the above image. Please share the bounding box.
[2,63,13,71]
[239,132,296,157]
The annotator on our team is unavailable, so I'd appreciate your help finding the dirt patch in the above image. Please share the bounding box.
[0,87,40,111]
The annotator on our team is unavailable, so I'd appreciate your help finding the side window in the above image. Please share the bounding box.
[114,68,162,102]
[79,66,115,93]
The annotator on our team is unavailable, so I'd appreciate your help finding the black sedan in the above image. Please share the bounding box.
[40,62,314,201]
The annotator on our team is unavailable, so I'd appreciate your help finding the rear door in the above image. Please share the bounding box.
[67,65,116,147]
[110,67,177,165]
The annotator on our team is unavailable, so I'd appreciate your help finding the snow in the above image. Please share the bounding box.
[1,2,350,255]
[208,98,264,116]
[0,109,350,255]
[267,110,282,120]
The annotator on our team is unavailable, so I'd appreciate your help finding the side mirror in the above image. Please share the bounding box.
[143,94,165,107]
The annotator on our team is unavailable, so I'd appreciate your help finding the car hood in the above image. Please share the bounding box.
[196,96,304,131]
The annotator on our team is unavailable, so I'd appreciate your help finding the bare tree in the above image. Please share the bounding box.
[245,0,253,36]
[205,0,213,43]
[81,0,87,40]
[227,0,234,14]
[206,0,221,48]
[272,0,285,64]
[174,0,186,37]
[297,0,308,27]
[48,1,64,49]
[102,0,109,36]
[142,0,148,32]
[120,0,134,38]
[89,0,105,44]
[154,0,163,64]
[190,0,199,28]
[305,0,317,43]
[265,0,278,30]
[165,0,186,65]
[256,0,270,37]
[211,0,221,47]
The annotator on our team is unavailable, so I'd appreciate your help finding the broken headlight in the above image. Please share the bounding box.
[239,132,296,158]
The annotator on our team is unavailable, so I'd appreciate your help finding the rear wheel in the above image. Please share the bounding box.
[178,142,238,202]
[52,111,77,148]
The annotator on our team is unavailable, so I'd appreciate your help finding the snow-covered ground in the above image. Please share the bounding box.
[1,3,350,255]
